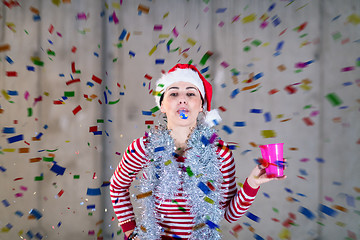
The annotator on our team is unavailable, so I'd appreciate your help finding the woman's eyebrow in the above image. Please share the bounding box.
[167,87,179,90]
[186,87,197,90]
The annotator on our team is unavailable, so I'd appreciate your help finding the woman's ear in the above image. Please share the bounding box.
[160,104,166,113]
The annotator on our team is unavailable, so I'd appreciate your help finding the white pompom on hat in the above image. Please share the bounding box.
[155,64,221,127]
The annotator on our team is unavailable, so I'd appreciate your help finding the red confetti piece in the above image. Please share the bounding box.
[89,126,97,132]
[271,218,280,222]
[232,224,243,232]
[66,79,80,85]
[71,46,77,53]
[72,105,82,115]
[71,62,77,73]
[53,100,64,105]
[218,106,227,112]
[48,24,54,34]
[14,177,23,181]
[145,120,154,125]
[144,74,152,80]
[268,89,279,95]
[6,71,17,77]
[57,189,64,197]
[303,117,314,126]
[91,75,102,84]
[284,85,297,94]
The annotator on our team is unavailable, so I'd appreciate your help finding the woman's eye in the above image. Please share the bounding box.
[187,92,196,96]
[169,92,178,97]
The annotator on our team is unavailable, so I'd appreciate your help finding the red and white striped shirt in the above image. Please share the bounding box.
[110,136,259,239]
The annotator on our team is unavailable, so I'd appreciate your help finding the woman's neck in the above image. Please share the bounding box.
[168,124,195,149]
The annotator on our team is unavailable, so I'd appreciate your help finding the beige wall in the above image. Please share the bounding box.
[1,0,359,239]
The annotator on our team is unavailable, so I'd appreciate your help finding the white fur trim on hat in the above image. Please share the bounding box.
[155,68,205,108]
[204,109,222,127]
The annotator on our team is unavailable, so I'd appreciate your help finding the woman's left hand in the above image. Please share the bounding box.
[246,165,286,189]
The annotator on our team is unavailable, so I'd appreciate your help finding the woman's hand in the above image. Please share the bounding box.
[247,164,286,189]
[124,230,140,240]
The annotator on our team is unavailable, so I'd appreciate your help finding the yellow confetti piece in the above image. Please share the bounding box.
[259,13,269,21]
[112,2,121,9]
[347,13,360,25]
[203,196,214,204]
[6,22,16,33]
[3,148,16,152]
[1,90,11,101]
[278,227,291,240]
[163,12,169,19]
[186,38,197,46]
[242,13,256,23]
[335,221,346,227]
[261,130,276,138]
[148,45,157,56]
[262,42,270,47]
[300,84,312,91]
[164,159,172,166]
[237,182,243,188]
[159,34,170,38]
[136,191,153,199]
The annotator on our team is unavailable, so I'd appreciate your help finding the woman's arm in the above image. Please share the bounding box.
[110,137,148,233]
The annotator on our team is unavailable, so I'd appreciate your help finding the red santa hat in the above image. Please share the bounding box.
[155,63,221,127]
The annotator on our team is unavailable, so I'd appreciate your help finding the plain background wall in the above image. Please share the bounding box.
[1,0,359,239]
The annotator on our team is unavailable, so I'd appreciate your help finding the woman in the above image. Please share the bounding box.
[110,64,285,240]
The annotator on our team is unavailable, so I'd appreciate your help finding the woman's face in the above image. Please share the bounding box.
[161,81,203,129]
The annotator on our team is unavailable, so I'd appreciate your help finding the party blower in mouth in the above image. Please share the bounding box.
[179,109,188,119]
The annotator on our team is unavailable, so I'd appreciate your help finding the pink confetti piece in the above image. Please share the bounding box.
[325,196,334,202]
[218,21,225,27]
[56,32,62,37]
[154,24,162,31]
[15,193,23,198]
[300,158,310,162]
[112,11,119,24]
[220,61,229,68]
[20,186,28,191]
[203,6,209,13]
[24,91,30,100]
[172,27,179,37]
[341,66,355,72]
[77,12,87,20]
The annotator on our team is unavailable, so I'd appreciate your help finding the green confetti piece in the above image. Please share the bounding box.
[47,50,55,56]
[109,99,120,105]
[203,0,210,4]
[230,68,240,75]
[27,108,33,117]
[204,74,210,78]
[203,196,214,204]
[117,230,122,235]
[169,47,179,52]
[199,51,212,66]
[88,212,93,216]
[272,207,279,213]
[24,30,29,35]
[164,159,172,166]
[151,106,160,113]
[113,58,118,62]
[356,59,360,67]
[251,39,262,47]
[186,166,194,177]
[167,38,174,46]
[116,42,122,48]
[73,175,80,179]
[64,91,75,97]
[243,46,251,52]
[295,69,303,73]
[33,59,44,66]
[97,119,104,123]
[300,33,308,38]
[75,70,81,74]
[46,149,58,152]
[304,105,312,109]
[43,157,54,162]
[325,93,342,106]
[188,59,193,65]
[34,175,43,181]
[332,32,342,41]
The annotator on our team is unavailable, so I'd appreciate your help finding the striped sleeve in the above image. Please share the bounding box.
[216,140,260,223]
[109,136,148,232]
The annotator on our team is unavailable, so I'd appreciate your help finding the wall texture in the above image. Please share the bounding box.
[0,0,359,239]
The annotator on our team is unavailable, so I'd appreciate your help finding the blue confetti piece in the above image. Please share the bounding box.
[268,3,276,12]
[319,204,338,217]
[264,112,271,122]
[228,145,237,150]
[298,206,316,220]
[50,163,66,176]
[33,15,41,21]
[332,181,342,186]
[230,88,240,98]
[254,234,264,240]
[87,204,96,210]
[101,182,110,187]
[253,72,264,80]
[332,15,341,21]
[346,194,355,207]
[205,219,219,229]
[86,81,94,87]
[5,56,14,64]
[7,134,24,144]
[120,92,125,95]
[201,135,209,146]
[263,192,270,198]
[93,131,102,135]
[215,8,227,13]
[241,150,251,155]
[129,51,136,57]
[2,199,10,207]
[243,222,251,227]
[6,223,13,229]
[222,125,233,134]
[296,193,307,197]
[299,169,308,176]
[154,146,165,152]
[172,234,182,239]
[0,166,6,172]
[273,51,281,57]
[29,209,43,220]
[234,121,246,127]
[200,66,209,74]
[104,91,108,104]
[3,127,15,134]
[26,230,34,239]
[250,109,262,114]
[87,188,101,196]
[35,232,43,239]
[155,59,165,64]
[119,29,127,41]
[245,211,260,222]
[221,83,227,88]
[198,182,211,195]
[276,41,284,52]
[27,66,35,71]
[61,96,68,100]
[94,52,99,57]
[15,211,24,217]
[35,132,43,140]
[316,157,325,163]
[57,221,62,227]
[48,39,53,45]
[142,111,152,116]
[285,188,293,194]
[44,124,48,129]
[272,15,281,27]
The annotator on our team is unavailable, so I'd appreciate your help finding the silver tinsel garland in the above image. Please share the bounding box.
[135,124,226,240]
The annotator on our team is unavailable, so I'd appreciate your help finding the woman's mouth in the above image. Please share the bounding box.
[178,109,189,119]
